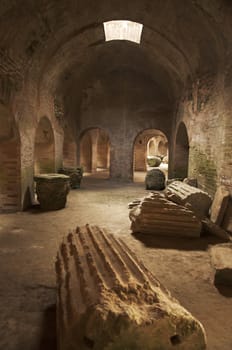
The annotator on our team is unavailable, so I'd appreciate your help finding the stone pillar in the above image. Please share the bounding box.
[91,132,99,172]
[110,135,133,181]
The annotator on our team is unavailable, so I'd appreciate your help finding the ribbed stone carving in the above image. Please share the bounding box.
[166,181,212,218]
[129,192,202,237]
[56,224,206,350]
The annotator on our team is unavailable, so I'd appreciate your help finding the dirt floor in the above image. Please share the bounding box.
[0,174,231,350]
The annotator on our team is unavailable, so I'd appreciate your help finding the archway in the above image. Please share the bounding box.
[80,128,110,178]
[0,104,21,212]
[173,122,189,179]
[34,117,55,174]
[63,127,77,168]
[133,129,168,182]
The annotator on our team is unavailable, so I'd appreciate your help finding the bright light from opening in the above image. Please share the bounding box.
[103,20,143,44]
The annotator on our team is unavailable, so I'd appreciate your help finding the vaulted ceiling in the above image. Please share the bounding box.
[0,0,231,128]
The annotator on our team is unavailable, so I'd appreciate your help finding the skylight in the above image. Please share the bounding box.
[103,20,143,44]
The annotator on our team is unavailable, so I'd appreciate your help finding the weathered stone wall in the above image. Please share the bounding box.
[0,0,232,210]
[97,130,110,169]
[174,69,232,196]
[0,104,21,212]
[0,138,21,212]
[76,71,172,180]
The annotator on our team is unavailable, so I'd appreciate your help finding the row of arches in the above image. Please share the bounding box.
[0,106,190,211]
[34,122,190,181]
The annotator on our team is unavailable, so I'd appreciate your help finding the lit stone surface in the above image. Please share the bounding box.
[166,181,212,218]
[56,225,206,350]
[129,192,202,237]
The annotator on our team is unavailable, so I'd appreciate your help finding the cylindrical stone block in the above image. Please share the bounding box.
[145,169,166,190]
[166,181,212,218]
[34,173,70,210]
[59,167,83,189]
[56,224,206,350]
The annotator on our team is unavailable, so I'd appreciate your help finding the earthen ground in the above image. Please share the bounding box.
[0,175,231,350]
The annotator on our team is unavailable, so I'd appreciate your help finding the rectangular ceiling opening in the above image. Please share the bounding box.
[103,20,143,44]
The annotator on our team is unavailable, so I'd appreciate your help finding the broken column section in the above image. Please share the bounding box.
[56,224,206,350]
[165,181,212,218]
[129,192,202,237]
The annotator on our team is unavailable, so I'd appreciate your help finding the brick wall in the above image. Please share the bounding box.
[0,139,21,212]
[34,117,55,174]
[63,140,77,168]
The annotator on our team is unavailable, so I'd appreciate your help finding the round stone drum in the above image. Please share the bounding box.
[145,168,166,190]
[34,173,70,210]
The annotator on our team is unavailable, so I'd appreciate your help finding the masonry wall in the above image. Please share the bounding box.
[0,138,21,212]
[76,71,172,180]
[174,70,232,197]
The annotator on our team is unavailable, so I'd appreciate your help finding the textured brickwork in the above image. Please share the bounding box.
[0,1,231,209]
[0,139,21,212]
[174,71,232,197]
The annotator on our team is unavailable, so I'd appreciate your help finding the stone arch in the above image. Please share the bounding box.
[80,128,110,176]
[0,104,21,212]
[148,139,156,156]
[158,140,168,157]
[34,117,55,174]
[133,129,169,181]
[173,122,189,179]
[63,127,77,168]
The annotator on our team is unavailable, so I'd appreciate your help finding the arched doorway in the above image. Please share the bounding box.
[34,117,55,174]
[173,122,189,179]
[0,104,21,212]
[80,128,110,178]
[133,129,168,182]
[63,127,77,168]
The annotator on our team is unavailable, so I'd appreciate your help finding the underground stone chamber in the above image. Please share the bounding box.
[0,1,232,349]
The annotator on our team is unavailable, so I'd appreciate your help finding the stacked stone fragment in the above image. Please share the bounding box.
[56,224,206,350]
[165,181,212,218]
[130,192,202,237]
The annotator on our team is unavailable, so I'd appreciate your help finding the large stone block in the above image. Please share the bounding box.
[210,243,232,286]
[34,173,70,211]
[59,167,83,189]
[210,186,230,226]
[166,181,212,218]
[129,192,202,238]
[145,169,165,190]
[56,225,206,350]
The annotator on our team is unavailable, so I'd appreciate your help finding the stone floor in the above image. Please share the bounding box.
[0,174,231,350]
